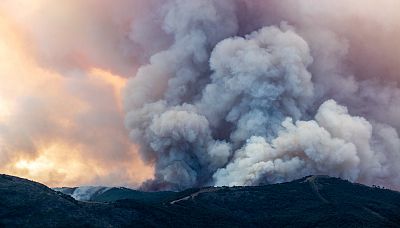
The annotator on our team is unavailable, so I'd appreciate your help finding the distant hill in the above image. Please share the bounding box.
[2,174,400,227]
[54,186,177,204]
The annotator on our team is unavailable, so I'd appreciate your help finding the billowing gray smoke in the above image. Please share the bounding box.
[124,0,400,190]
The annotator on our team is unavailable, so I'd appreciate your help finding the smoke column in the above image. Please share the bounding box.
[124,0,400,190]
[1,0,400,190]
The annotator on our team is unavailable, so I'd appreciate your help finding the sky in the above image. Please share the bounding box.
[1,0,400,190]
[0,0,153,187]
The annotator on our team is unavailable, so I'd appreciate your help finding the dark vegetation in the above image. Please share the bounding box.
[1,174,400,227]
[91,188,177,205]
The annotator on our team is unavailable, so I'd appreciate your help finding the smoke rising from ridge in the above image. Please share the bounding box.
[124,0,400,190]
[1,0,400,190]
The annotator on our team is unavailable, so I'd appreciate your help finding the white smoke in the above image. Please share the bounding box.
[123,0,400,191]
[214,100,370,186]
[70,186,111,201]
[2,0,398,189]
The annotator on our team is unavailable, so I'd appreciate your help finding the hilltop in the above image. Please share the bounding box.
[1,174,400,227]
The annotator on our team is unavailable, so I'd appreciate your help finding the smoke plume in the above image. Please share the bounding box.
[124,0,400,190]
[1,0,400,190]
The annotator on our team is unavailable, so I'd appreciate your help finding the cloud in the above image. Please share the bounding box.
[1,0,400,190]
[0,3,152,187]
[124,0,400,190]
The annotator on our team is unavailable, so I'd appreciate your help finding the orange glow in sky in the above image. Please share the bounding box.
[0,2,153,187]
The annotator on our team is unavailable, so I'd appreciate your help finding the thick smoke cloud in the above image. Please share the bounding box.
[124,0,400,190]
[1,0,400,190]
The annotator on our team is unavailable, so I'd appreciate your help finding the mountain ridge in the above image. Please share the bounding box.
[1,174,400,227]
